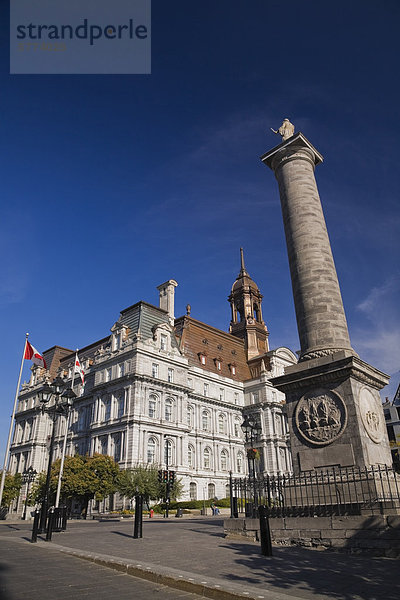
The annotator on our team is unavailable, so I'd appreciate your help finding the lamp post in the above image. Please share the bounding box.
[22,466,37,520]
[55,387,76,508]
[164,439,172,518]
[241,414,262,517]
[38,376,73,533]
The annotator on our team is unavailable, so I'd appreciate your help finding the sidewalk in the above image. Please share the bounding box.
[0,517,399,600]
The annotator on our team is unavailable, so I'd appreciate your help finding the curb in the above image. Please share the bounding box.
[40,542,296,600]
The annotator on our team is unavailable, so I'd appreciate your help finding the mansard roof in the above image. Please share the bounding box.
[174,315,251,381]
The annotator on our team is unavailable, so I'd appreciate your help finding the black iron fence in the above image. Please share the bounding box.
[230,465,400,517]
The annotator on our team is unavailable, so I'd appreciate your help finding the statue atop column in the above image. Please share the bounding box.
[271,118,295,141]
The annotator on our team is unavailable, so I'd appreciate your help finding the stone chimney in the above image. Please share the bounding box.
[157,280,178,324]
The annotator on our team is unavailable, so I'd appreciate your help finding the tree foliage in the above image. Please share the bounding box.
[0,471,22,507]
[117,465,183,506]
[29,453,121,506]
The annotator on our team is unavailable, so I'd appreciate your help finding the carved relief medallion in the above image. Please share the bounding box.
[295,389,347,446]
[359,387,384,444]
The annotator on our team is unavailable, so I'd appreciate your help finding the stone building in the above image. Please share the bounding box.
[9,253,296,509]
[383,384,400,470]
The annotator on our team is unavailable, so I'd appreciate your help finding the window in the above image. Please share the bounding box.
[251,391,259,404]
[149,397,157,418]
[147,438,156,463]
[160,334,167,351]
[203,383,209,397]
[187,405,194,427]
[117,395,124,418]
[189,482,197,501]
[384,409,391,421]
[167,368,174,383]
[230,364,236,376]
[104,398,111,421]
[199,354,206,365]
[208,483,215,499]
[234,420,240,437]
[225,483,230,498]
[165,398,173,422]
[216,360,222,371]
[202,410,210,431]
[220,449,228,471]
[388,425,396,442]
[113,333,121,351]
[237,452,243,473]
[152,363,159,378]
[203,447,211,469]
[164,440,173,465]
[118,363,125,378]
[105,367,112,382]
[188,444,195,468]
[113,433,122,462]
[218,413,226,434]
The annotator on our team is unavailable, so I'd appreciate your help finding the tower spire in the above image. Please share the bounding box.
[228,249,269,359]
[240,247,246,274]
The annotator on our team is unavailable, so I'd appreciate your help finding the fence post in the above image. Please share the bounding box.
[30,509,40,543]
[45,507,55,542]
[133,495,143,539]
[258,505,273,557]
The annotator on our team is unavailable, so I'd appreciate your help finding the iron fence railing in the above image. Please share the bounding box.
[230,465,400,517]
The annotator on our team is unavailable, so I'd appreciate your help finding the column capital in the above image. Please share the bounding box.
[260,132,323,171]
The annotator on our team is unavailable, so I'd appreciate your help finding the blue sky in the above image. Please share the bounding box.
[1,1,399,463]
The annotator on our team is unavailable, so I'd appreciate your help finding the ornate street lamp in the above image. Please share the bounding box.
[241,414,262,517]
[22,466,37,520]
[38,376,74,532]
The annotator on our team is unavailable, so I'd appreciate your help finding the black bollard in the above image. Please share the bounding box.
[46,507,55,542]
[258,505,273,557]
[133,495,143,539]
[31,509,40,543]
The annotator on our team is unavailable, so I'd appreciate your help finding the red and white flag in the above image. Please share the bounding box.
[74,352,85,384]
[24,341,47,369]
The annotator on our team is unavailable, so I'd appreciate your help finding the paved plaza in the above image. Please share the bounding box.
[0,517,399,600]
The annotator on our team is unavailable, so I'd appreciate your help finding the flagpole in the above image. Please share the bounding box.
[55,349,78,508]
[0,333,29,508]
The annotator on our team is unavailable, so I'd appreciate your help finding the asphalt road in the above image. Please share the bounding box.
[0,537,203,600]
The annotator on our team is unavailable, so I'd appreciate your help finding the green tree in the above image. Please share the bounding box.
[29,454,121,514]
[117,465,183,508]
[0,472,22,508]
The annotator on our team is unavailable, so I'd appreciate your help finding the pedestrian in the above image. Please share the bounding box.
[211,502,216,516]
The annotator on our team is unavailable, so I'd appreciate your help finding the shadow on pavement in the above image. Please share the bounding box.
[221,540,400,600]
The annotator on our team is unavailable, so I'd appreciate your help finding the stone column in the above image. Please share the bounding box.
[261,134,354,361]
[261,132,391,472]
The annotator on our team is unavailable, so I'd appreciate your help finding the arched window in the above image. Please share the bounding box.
[187,405,194,427]
[203,447,212,469]
[189,482,197,500]
[202,410,210,431]
[148,396,157,418]
[188,444,195,469]
[220,449,228,471]
[208,483,215,499]
[225,483,230,498]
[147,438,156,463]
[164,439,173,465]
[165,398,173,422]
[218,413,226,434]
[237,452,244,474]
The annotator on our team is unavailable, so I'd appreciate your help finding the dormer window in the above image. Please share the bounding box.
[198,352,207,365]
[214,357,223,371]
[229,363,237,376]
[160,333,167,351]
